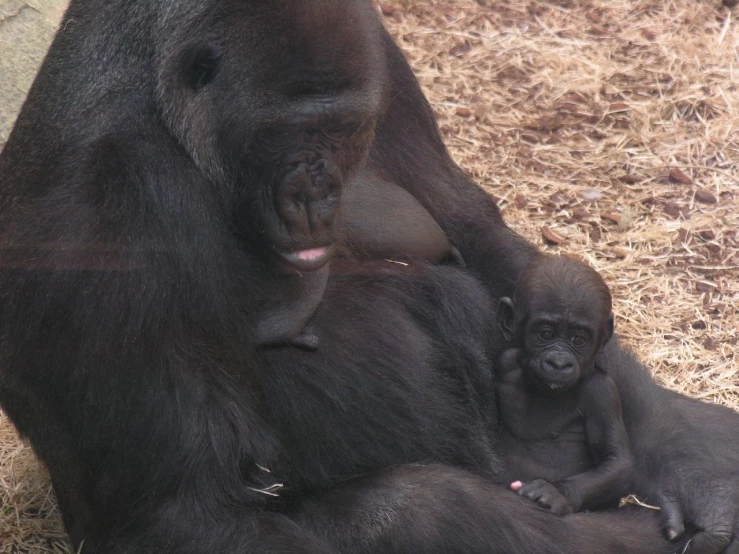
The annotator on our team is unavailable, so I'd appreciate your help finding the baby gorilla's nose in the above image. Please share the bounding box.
[542,355,575,374]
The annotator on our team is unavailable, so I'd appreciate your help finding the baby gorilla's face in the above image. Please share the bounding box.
[498,256,615,392]
[518,307,603,392]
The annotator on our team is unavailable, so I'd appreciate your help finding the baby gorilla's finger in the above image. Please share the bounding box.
[658,493,685,541]
[518,479,571,515]
[547,497,573,516]
[518,481,547,503]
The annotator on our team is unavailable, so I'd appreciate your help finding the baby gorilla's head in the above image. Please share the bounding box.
[498,256,614,392]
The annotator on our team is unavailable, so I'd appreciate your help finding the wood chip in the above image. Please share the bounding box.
[641,28,657,41]
[696,281,719,292]
[455,107,472,117]
[541,226,566,245]
[586,10,602,24]
[703,337,719,351]
[602,212,622,224]
[612,248,629,258]
[562,252,589,265]
[589,225,602,243]
[669,168,693,185]
[608,102,629,112]
[621,174,641,184]
[663,201,685,219]
[450,40,472,57]
[695,190,718,204]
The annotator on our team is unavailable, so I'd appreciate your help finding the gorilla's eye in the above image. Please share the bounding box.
[571,335,587,347]
[539,329,555,341]
[185,47,220,91]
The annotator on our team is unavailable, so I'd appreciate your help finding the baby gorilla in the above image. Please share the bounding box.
[496,255,634,515]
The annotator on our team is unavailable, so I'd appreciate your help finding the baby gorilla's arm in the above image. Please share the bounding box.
[495,349,537,437]
[556,373,635,512]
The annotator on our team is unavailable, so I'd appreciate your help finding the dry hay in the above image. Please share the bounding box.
[1,0,738,551]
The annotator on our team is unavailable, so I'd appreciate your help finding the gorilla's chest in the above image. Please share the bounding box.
[257,305,498,493]
[500,420,593,483]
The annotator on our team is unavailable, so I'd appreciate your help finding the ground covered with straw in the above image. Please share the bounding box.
[1,0,738,551]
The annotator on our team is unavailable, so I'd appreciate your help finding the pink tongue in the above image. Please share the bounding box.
[294,247,327,261]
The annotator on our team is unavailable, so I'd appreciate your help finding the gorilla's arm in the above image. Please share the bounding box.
[558,373,633,512]
[600,339,739,554]
[495,349,552,438]
[363,29,540,299]
[294,464,674,554]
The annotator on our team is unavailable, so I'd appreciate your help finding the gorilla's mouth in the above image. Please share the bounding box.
[525,360,578,394]
[275,244,336,272]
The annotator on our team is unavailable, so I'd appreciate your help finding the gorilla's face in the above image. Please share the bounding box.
[156,0,387,271]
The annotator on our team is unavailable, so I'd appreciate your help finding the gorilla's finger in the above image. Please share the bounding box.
[659,493,685,541]
[683,530,732,554]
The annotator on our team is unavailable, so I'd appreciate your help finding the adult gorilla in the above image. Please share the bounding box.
[0,1,737,553]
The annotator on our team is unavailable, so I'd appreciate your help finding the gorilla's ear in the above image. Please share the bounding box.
[498,297,516,342]
[184,46,221,91]
[603,312,615,346]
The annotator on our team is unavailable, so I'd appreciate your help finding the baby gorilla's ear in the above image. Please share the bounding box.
[498,297,516,342]
[603,312,615,346]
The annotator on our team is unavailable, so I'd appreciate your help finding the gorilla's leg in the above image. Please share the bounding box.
[91,513,337,554]
[294,464,675,554]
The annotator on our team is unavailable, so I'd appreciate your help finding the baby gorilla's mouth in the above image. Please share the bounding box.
[275,245,335,272]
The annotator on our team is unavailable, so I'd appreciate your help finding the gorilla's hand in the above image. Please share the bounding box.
[653,451,739,554]
[599,340,739,554]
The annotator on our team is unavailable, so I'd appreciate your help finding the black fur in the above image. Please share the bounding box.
[257,174,461,351]
[0,1,736,553]
[496,256,632,515]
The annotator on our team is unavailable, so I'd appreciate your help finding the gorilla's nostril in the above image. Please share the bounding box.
[543,358,574,372]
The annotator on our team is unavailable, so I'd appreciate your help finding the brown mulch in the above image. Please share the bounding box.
[1,1,738,551]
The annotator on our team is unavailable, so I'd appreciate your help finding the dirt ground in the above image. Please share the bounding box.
[1,0,738,552]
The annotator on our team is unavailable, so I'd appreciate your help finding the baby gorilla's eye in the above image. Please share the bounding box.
[571,335,587,347]
[185,46,220,91]
[539,329,554,341]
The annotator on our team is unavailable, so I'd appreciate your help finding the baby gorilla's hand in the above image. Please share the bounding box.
[511,480,573,516]
[496,348,523,383]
